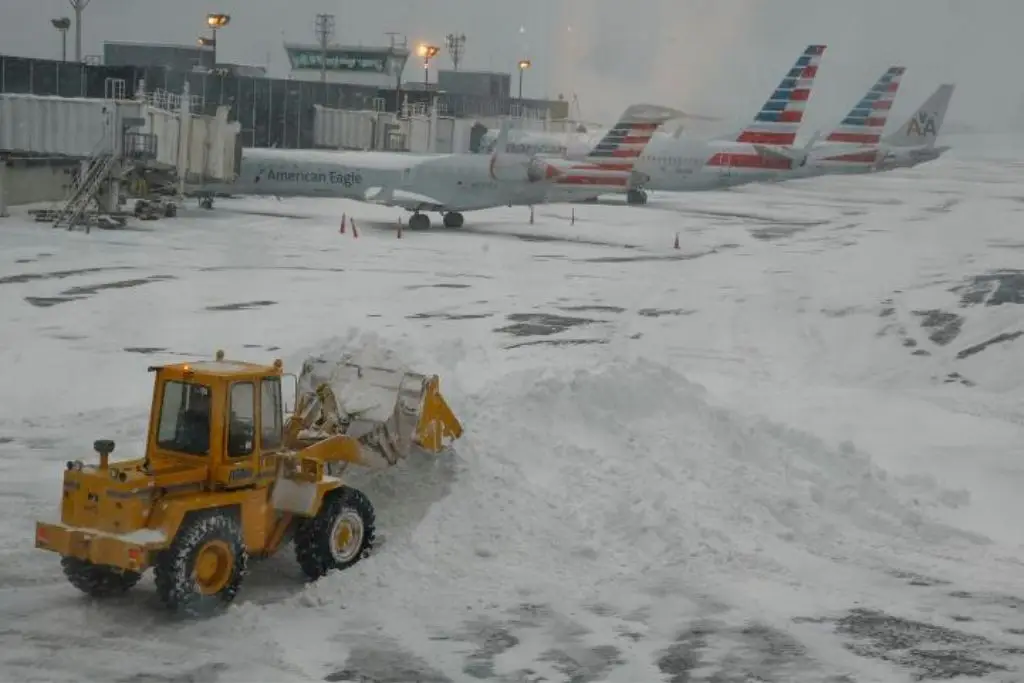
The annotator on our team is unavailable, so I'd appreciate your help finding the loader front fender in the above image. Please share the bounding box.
[270,475,345,517]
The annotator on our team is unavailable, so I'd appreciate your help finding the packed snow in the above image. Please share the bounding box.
[1,134,1023,682]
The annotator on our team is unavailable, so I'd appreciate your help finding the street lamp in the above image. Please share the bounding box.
[517,59,531,101]
[418,43,440,89]
[205,13,230,67]
[51,17,71,62]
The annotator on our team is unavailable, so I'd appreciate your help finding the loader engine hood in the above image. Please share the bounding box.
[60,458,157,535]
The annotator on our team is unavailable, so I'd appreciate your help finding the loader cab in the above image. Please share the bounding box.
[146,355,285,489]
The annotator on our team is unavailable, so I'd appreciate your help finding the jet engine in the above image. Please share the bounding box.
[489,154,559,182]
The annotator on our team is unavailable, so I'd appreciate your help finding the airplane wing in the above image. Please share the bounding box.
[363,186,448,213]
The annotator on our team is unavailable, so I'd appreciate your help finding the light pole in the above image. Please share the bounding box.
[517,59,531,101]
[51,17,71,62]
[68,0,90,63]
[418,44,440,90]
[205,13,230,68]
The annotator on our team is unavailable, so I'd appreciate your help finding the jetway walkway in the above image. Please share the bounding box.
[0,78,240,224]
[0,79,239,182]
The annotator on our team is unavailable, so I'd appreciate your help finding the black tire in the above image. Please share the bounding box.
[60,556,142,597]
[294,487,376,581]
[154,511,247,617]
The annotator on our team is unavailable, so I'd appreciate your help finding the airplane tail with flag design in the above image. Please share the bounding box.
[825,66,905,145]
[550,103,683,192]
[881,83,955,148]
[582,103,684,172]
[735,44,827,146]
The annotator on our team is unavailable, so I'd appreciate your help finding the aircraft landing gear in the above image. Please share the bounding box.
[409,213,431,230]
[442,212,464,228]
[626,189,648,205]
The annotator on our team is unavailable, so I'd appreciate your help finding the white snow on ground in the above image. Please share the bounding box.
[1,137,1024,682]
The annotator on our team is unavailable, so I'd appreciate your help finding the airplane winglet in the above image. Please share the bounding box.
[493,118,511,155]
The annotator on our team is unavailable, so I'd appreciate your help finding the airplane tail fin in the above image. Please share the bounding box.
[881,83,955,148]
[825,66,905,145]
[736,44,827,146]
[493,118,511,155]
[582,103,683,171]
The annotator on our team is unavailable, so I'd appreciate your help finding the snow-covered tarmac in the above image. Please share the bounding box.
[1,140,1023,682]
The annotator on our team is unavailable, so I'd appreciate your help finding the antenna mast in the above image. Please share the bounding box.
[68,0,91,62]
[314,13,336,83]
[445,33,466,71]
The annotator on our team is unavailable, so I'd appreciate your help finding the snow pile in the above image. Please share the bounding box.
[462,359,981,571]
[294,351,985,625]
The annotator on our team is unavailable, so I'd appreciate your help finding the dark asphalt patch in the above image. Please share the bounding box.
[750,225,813,240]
[953,270,1024,307]
[199,265,344,273]
[558,305,626,313]
[956,331,1023,359]
[62,276,176,297]
[408,312,492,320]
[404,283,471,290]
[835,608,1019,680]
[506,338,609,349]
[205,300,277,311]
[0,266,133,286]
[887,569,952,587]
[24,275,175,306]
[123,347,166,354]
[913,309,964,346]
[325,645,452,682]
[495,313,604,337]
[638,308,695,317]
[577,251,711,263]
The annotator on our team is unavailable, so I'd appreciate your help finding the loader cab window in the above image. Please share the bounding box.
[228,382,255,457]
[157,380,212,456]
[260,377,283,450]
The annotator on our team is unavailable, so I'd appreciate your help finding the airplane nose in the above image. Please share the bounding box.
[544,163,562,180]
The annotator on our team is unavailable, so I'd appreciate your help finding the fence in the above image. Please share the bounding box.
[0,55,570,150]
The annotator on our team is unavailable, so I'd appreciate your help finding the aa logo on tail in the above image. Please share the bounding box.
[906,111,937,137]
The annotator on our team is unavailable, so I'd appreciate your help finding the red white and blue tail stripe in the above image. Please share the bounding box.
[554,104,682,189]
[582,104,681,171]
[735,44,826,146]
[825,66,904,145]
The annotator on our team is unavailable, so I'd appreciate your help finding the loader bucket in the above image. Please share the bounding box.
[291,351,462,469]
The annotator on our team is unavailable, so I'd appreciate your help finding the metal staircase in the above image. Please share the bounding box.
[51,154,116,230]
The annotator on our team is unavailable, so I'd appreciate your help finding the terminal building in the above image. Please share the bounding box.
[0,42,567,151]
[283,43,407,88]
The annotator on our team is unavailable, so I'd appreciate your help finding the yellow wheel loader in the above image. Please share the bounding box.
[34,349,462,616]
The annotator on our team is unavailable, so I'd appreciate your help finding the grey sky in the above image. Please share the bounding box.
[3,0,1021,131]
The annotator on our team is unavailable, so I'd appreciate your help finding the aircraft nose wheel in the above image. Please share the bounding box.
[442,212,464,228]
[409,213,431,230]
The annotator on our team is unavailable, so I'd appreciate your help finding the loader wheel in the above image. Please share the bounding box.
[60,556,141,597]
[294,487,376,581]
[154,511,247,617]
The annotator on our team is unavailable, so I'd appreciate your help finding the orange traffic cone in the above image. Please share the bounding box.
[351,220,358,238]
[673,232,680,250]
[340,213,346,234]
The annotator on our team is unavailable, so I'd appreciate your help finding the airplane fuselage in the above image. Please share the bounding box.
[232,148,410,199]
